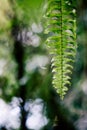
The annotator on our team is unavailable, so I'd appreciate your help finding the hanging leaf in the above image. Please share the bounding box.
[45,0,77,99]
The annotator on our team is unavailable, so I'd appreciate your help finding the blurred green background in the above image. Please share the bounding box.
[0,0,87,130]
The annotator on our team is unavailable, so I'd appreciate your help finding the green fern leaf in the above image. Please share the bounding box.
[45,0,77,99]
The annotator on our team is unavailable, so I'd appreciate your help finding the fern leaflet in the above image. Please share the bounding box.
[45,0,76,99]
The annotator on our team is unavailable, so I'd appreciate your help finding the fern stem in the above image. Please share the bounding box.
[60,0,63,99]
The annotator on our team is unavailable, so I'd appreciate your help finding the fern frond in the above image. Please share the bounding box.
[45,0,76,99]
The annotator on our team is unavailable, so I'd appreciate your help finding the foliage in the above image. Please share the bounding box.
[45,0,77,99]
[0,0,87,130]
[0,0,13,31]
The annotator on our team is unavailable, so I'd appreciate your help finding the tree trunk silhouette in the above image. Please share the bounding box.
[12,17,28,130]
